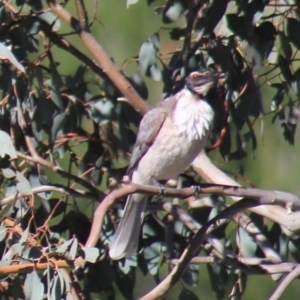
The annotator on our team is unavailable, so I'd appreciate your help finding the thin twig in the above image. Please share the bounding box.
[0,184,98,206]
[17,151,104,199]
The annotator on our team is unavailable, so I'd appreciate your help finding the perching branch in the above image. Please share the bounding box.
[84,180,300,248]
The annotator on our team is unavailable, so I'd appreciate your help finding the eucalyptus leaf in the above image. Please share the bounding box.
[24,270,44,300]
[127,0,138,7]
[0,42,25,72]
[236,227,257,257]
[0,130,17,159]
[0,222,7,241]
[139,40,157,75]
[16,172,32,195]
[286,18,300,49]
[81,247,100,263]
[2,168,16,179]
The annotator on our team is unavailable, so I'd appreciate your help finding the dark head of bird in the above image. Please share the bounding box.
[186,70,225,96]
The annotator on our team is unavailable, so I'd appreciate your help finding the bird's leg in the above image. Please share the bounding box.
[151,178,165,200]
[192,185,201,200]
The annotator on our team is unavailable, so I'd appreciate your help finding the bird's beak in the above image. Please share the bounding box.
[200,71,225,86]
[214,72,226,80]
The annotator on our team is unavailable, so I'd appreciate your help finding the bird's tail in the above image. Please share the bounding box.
[109,194,147,260]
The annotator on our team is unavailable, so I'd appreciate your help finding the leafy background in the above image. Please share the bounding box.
[0,0,299,299]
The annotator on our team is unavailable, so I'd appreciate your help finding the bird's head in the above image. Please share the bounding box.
[186,69,225,96]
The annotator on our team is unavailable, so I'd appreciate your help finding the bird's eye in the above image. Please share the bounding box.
[191,73,202,80]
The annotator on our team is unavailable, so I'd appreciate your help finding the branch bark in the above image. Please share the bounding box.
[47,0,149,115]
[193,150,300,231]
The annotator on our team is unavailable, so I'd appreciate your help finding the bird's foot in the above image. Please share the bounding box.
[151,178,165,200]
[192,185,201,200]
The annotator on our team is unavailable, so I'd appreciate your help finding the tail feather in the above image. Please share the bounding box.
[109,194,147,260]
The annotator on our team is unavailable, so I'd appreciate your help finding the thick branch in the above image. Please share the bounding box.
[193,151,300,231]
[47,0,149,115]
[0,260,70,275]
[84,181,300,249]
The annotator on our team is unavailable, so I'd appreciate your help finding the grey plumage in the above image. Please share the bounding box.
[109,70,224,260]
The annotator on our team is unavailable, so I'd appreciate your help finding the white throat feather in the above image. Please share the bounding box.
[173,88,214,141]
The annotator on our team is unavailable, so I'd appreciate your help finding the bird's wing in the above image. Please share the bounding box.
[127,96,176,176]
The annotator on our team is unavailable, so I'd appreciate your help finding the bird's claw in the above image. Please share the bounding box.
[192,185,200,199]
[158,185,165,199]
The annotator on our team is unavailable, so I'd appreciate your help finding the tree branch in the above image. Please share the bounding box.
[0,260,70,275]
[46,0,149,115]
[17,151,104,200]
[269,265,300,300]
[193,151,300,231]
[140,198,259,300]
[0,184,98,206]
[84,181,300,249]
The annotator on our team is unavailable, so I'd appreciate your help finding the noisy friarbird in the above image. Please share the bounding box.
[109,70,224,260]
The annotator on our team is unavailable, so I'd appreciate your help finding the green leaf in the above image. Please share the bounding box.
[59,269,70,292]
[0,42,25,72]
[169,27,186,40]
[178,289,199,300]
[56,239,74,253]
[286,18,300,49]
[148,64,161,81]
[236,227,257,257]
[276,32,292,59]
[51,112,66,142]
[0,203,13,220]
[150,32,160,51]
[24,270,44,300]
[118,256,137,274]
[16,172,32,195]
[163,1,185,23]
[90,99,116,125]
[0,222,7,241]
[0,130,17,159]
[2,168,16,179]
[182,264,199,286]
[22,247,42,261]
[50,273,62,300]
[69,238,78,260]
[19,226,30,246]
[81,247,100,263]
[143,241,160,276]
[127,0,139,7]
[38,11,61,32]
[139,40,157,74]
[277,54,293,83]
[226,14,248,39]
[29,172,51,200]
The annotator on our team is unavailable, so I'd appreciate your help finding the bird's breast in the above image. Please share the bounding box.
[136,116,209,181]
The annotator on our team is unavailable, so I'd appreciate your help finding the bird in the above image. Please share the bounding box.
[109,69,224,260]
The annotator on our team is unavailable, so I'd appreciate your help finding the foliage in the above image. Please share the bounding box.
[0,0,298,299]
